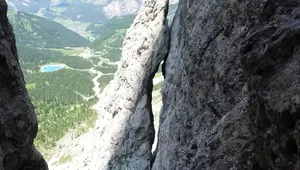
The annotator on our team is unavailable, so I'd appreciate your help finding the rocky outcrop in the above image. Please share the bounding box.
[87,0,169,169]
[0,1,48,169]
[103,0,142,18]
[153,0,300,169]
[103,0,178,18]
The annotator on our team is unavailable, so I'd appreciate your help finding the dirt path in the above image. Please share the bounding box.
[47,48,163,169]
[47,49,106,169]
[90,68,102,101]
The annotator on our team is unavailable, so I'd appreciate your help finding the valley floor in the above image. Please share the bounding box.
[47,65,164,169]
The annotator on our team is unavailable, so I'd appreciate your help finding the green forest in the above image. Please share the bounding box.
[89,15,135,62]
[8,10,90,48]
[87,14,136,37]
[8,8,139,157]
[19,45,93,71]
[23,58,96,156]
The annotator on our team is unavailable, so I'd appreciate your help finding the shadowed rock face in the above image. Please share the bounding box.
[0,0,48,169]
[153,0,300,169]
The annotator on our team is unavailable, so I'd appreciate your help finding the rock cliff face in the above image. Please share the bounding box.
[88,0,169,169]
[153,0,300,169]
[85,0,300,169]
[0,0,47,170]
[103,0,142,18]
[3,0,300,169]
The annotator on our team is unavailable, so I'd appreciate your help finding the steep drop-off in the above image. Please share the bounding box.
[0,0,47,169]
[2,0,300,169]
[62,0,300,169]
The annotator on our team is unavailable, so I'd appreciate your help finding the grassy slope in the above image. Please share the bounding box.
[8,10,90,48]
[89,15,136,61]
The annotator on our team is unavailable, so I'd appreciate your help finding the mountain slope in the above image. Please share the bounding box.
[7,0,142,21]
[7,0,178,21]
[89,3,177,61]
[7,10,90,48]
[6,0,178,40]
[89,14,136,61]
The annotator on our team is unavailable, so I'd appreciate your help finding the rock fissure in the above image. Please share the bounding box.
[2,0,300,169]
[198,28,225,61]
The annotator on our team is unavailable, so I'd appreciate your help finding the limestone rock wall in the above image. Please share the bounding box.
[153,0,300,169]
[0,0,47,169]
[4,0,300,169]
[88,0,169,169]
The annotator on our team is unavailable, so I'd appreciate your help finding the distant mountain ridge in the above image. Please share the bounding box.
[7,10,90,48]
[6,0,141,23]
[6,0,178,40]
[6,0,178,23]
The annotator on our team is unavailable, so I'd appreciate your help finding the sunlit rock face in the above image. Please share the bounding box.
[89,0,300,169]
[153,0,300,169]
[103,0,141,18]
[87,0,169,169]
[0,0,48,169]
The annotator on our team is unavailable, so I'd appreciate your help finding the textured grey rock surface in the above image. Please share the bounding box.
[153,0,300,169]
[0,0,48,170]
[88,0,169,169]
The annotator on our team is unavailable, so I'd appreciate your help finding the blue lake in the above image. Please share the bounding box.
[42,65,65,73]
